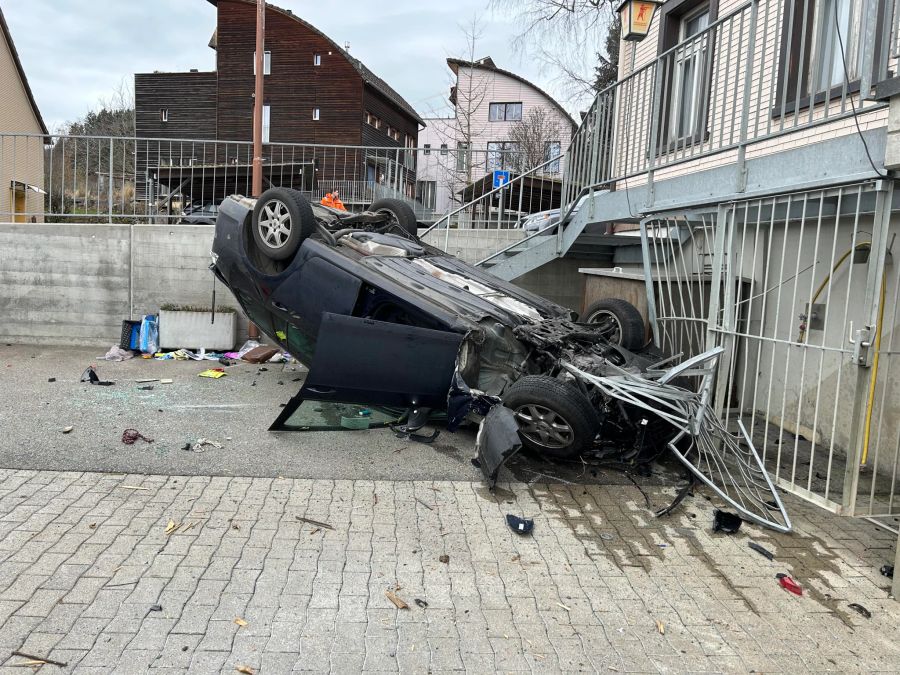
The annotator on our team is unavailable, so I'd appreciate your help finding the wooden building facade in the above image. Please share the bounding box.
[134,0,422,205]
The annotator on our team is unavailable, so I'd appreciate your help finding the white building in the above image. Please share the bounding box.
[418,57,576,220]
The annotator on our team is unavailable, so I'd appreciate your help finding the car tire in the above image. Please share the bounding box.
[580,298,645,350]
[502,375,599,460]
[369,198,418,238]
[251,188,316,261]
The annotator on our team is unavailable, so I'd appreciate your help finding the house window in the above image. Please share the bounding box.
[365,112,381,129]
[488,102,523,122]
[253,50,272,75]
[313,107,320,121]
[386,126,400,142]
[777,0,888,109]
[314,53,321,66]
[487,141,520,170]
[544,141,561,173]
[415,180,436,210]
[440,143,448,155]
[456,141,469,172]
[423,144,431,155]
[656,0,717,148]
[262,105,271,143]
[160,108,169,123]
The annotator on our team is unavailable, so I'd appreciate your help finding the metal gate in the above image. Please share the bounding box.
[641,181,900,517]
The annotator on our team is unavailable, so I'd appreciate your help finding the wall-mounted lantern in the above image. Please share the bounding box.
[618,0,663,41]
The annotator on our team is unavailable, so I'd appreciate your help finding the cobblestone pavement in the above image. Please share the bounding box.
[0,470,898,673]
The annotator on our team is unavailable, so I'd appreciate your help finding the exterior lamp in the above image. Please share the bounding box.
[618,0,663,41]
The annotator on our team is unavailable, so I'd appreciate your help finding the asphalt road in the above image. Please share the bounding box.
[0,344,682,488]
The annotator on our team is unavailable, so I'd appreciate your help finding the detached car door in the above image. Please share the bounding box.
[298,312,464,409]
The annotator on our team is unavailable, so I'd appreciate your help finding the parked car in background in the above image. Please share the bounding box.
[517,208,560,234]
[181,202,219,225]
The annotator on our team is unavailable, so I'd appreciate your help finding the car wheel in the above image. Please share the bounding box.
[251,188,316,261]
[502,375,599,460]
[580,298,645,350]
[369,198,418,238]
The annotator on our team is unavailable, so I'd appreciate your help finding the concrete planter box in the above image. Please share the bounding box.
[159,310,236,350]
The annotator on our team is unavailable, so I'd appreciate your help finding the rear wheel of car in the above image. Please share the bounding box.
[580,298,645,350]
[251,188,316,261]
[369,198,418,238]
[502,375,599,460]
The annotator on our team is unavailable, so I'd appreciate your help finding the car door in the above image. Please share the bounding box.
[299,312,464,409]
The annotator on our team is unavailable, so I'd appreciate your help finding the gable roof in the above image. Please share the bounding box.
[0,7,48,136]
[446,57,576,130]
[206,0,423,126]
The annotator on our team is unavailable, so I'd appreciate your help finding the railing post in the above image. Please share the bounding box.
[108,139,115,224]
[736,0,759,193]
[859,0,880,99]
[646,61,664,208]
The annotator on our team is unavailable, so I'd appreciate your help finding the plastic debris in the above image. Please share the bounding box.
[122,429,154,445]
[748,542,775,560]
[296,516,334,530]
[236,666,255,675]
[139,385,154,391]
[10,652,67,667]
[713,509,742,534]
[385,590,409,609]
[881,564,894,579]
[160,379,173,384]
[62,426,73,434]
[506,514,534,535]
[102,345,133,361]
[149,604,162,612]
[198,369,226,378]
[81,366,113,386]
[848,603,872,619]
[777,574,802,596]
[234,617,248,627]
[187,438,223,453]
[655,620,665,635]
[439,554,450,564]
[414,599,428,608]
[47,377,56,383]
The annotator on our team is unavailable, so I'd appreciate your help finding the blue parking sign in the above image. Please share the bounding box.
[493,170,511,189]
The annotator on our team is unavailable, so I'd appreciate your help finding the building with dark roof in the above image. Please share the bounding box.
[134,0,423,207]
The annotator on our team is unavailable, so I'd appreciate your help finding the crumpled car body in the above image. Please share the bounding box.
[211,191,791,532]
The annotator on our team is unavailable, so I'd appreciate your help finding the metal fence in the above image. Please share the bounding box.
[561,0,895,218]
[0,132,563,234]
[641,181,900,523]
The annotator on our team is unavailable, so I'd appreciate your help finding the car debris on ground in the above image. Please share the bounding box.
[209,189,793,533]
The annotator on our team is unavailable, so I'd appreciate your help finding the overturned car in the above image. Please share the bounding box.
[211,189,790,532]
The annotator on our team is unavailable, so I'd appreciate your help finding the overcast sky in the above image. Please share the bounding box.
[3,0,564,132]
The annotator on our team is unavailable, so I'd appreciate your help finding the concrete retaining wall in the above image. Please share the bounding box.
[0,224,583,347]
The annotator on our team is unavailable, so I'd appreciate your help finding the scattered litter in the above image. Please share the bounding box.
[777,574,803,596]
[234,617,248,627]
[600,532,615,541]
[198,369,226,379]
[848,603,872,619]
[506,514,534,535]
[296,516,334,530]
[391,424,441,444]
[149,604,162,612]
[712,509,742,534]
[748,542,774,560]
[135,378,158,383]
[439,554,450,564]
[10,652,68,667]
[160,379,173,384]
[242,346,279,363]
[47,377,56,383]
[164,520,177,534]
[385,590,409,609]
[62,426,73,434]
[236,666,255,675]
[656,620,665,635]
[414,599,428,608]
[556,602,571,612]
[881,564,894,579]
[81,366,113,386]
[188,438,223,453]
[414,497,434,511]
[655,477,694,518]
[102,345,134,361]
[122,429,154,445]
[120,485,150,491]
[139,385,154,391]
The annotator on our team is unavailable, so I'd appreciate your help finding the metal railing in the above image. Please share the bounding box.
[561,0,895,218]
[0,133,563,232]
